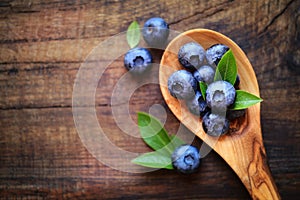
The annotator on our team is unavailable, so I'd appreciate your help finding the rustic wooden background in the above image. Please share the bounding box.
[0,0,299,199]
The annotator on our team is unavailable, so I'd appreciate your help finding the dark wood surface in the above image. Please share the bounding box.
[0,0,299,199]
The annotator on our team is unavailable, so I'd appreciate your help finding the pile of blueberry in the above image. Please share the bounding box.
[124,17,169,74]
[168,42,245,137]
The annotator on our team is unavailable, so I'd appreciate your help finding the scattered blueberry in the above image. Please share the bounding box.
[226,109,246,121]
[206,44,229,66]
[186,91,209,117]
[171,144,201,174]
[206,81,236,111]
[202,112,230,136]
[193,65,215,84]
[178,42,206,70]
[168,70,197,99]
[142,17,169,48]
[124,47,153,74]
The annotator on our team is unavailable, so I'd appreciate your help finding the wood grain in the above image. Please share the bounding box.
[1,0,300,199]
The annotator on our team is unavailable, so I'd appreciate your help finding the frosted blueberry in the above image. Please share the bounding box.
[202,112,230,136]
[193,65,215,84]
[124,47,153,74]
[186,91,209,117]
[206,44,229,66]
[171,144,201,174]
[178,42,206,70]
[142,17,169,48]
[206,81,236,111]
[168,70,197,99]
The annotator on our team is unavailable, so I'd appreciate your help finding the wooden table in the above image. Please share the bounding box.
[1,0,299,199]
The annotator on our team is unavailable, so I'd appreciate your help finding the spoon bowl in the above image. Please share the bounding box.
[159,29,280,199]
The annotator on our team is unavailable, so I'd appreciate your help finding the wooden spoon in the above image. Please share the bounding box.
[159,29,280,200]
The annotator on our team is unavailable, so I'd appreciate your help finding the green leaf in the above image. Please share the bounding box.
[131,151,173,169]
[231,90,263,110]
[199,81,207,100]
[214,67,223,82]
[214,49,237,85]
[169,135,185,150]
[134,113,187,170]
[137,112,172,154]
[126,21,140,48]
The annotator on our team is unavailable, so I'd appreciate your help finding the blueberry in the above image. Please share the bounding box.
[226,109,246,121]
[124,47,153,74]
[168,70,197,99]
[206,81,236,111]
[186,91,209,117]
[193,65,215,84]
[178,42,206,70]
[142,17,169,48]
[206,44,229,66]
[171,144,201,174]
[202,112,230,136]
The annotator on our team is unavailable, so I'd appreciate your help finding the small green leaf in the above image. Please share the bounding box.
[231,90,263,110]
[131,151,173,169]
[137,112,172,154]
[214,49,237,85]
[199,81,207,100]
[126,21,140,48]
[214,67,223,82]
[134,113,188,170]
[169,135,185,150]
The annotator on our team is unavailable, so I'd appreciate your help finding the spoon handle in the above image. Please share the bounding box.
[209,117,281,199]
[234,134,280,200]
[243,141,281,200]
